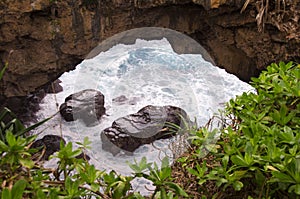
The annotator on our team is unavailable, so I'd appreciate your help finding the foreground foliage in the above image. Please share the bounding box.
[172,61,300,198]
[0,61,187,199]
[0,61,298,198]
[0,132,188,199]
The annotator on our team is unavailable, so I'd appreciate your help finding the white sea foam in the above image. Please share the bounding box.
[33,38,254,193]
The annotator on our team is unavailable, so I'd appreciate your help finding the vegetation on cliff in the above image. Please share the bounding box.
[242,0,299,40]
[0,62,299,198]
[172,61,300,198]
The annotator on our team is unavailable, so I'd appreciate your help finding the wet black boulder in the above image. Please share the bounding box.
[30,135,65,160]
[59,89,106,126]
[101,105,191,155]
[31,135,90,161]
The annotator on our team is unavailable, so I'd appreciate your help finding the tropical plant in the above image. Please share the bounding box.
[173,61,300,198]
[129,157,188,199]
[0,61,188,199]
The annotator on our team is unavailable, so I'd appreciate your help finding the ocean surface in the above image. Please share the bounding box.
[33,38,253,193]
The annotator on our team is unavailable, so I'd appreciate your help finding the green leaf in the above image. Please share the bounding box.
[76,136,92,150]
[231,155,248,167]
[165,182,189,197]
[159,167,171,181]
[255,170,266,187]
[289,145,298,156]
[0,62,8,81]
[12,179,27,199]
[187,168,199,176]
[112,182,125,199]
[16,116,52,137]
[161,156,170,169]
[36,189,46,198]
[91,183,100,192]
[229,170,248,181]
[0,139,8,151]
[216,177,228,187]
[1,188,11,199]
[129,163,142,174]
[128,157,152,173]
[19,158,34,169]
[295,184,300,195]
[160,188,167,199]
[270,171,295,183]
[65,177,72,193]
[129,192,144,199]
[286,158,300,183]
[232,181,243,191]
[6,131,16,147]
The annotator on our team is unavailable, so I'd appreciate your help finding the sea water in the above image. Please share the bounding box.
[33,38,253,192]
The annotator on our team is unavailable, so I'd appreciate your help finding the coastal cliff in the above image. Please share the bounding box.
[0,0,299,98]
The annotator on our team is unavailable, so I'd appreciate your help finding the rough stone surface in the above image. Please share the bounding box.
[44,79,63,94]
[31,134,90,161]
[31,135,65,160]
[59,89,106,126]
[101,105,191,155]
[0,0,299,99]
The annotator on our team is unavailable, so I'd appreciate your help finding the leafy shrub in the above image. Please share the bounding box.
[0,132,188,198]
[2,60,298,198]
[174,62,300,198]
[0,62,188,199]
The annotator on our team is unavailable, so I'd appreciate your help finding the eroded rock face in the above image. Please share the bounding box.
[0,0,299,99]
[101,105,191,155]
[59,89,106,126]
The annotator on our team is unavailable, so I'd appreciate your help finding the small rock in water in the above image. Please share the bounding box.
[31,135,90,161]
[31,135,65,160]
[59,89,106,126]
[112,95,128,105]
[101,105,191,155]
[44,79,63,94]
[112,95,139,105]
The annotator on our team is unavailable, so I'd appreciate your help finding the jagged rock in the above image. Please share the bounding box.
[101,105,191,155]
[31,135,90,161]
[31,135,65,160]
[1,0,299,99]
[59,89,106,126]
[44,79,63,94]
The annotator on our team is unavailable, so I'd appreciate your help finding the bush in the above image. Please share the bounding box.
[0,132,187,198]
[174,62,300,198]
[1,61,298,198]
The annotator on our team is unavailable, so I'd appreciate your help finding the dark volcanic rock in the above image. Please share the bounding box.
[101,105,191,155]
[112,95,128,104]
[44,79,63,94]
[31,135,90,161]
[31,135,65,160]
[1,0,299,98]
[59,89,106,126]
[112,95,139,105]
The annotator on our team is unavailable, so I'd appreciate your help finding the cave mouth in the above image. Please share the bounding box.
[85,26,260,83]
[31,29,253,180]
[1,26,253,124]
[123,3,262,82]
[86,27,215,66]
